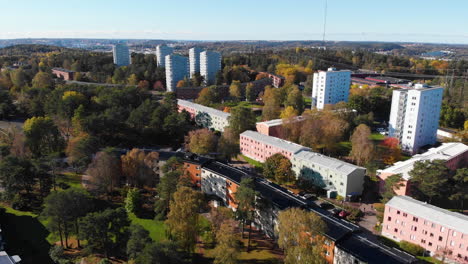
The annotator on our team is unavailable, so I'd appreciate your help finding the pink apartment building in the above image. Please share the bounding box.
[378,143,468,196]
[255,116,305,138]
[382,196,468,263]
[240,130,309,162]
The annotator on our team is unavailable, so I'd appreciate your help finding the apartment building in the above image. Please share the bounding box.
[255,116,305,138]
[240,130,310,162]
[112,43,130,66]
[52,68,75,81]
[312,67,351,110]
[291,150,366,197]
[177,99,230,132]
[378,143,468,195]
[156,44,173,68]
[382,196,468,263]
[165,54,189,92]
[388,83,443,154]
[200,50,221,85]
[189,47,204,78]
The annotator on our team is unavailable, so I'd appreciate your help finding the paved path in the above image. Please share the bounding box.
[358,203,378,235]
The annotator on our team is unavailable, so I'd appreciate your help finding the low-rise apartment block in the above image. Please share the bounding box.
[292,150,366,197]
[255,116,305,138]
[382,196,468,263]
[378,143,468,195]
[52,68,75,80]
[177,99,230,132]
[240,130,310,162]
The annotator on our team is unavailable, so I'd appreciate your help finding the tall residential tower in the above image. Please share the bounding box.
[112,44,130,66]
[388,83,443,154]
[189,47,204,78]
[165,54,189,92]
[311,67,351,110]
[156,44,173,68]
[200,50,221,85]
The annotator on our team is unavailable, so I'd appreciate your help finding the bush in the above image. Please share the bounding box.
[400,241,425,256]
[11,194,29,210]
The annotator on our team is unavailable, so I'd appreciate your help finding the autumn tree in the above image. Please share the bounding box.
[277,208,327,264]
[121,148,159,187]
[350,124,374,166]
[66,133,98,171]
[85,150,122,195]
[381,137,402,165]
[176,79,189,88]
[217,127,240,161]
[263,153,295,184]
[229,80,244,100]
[24,116,64,158]
[261,86,281,121]
[228,105,256,137]
[281,106,301,143]
[186,128,218,155]
[408,160,450,203]
[166,186,204,252]
[212,220,240,264]
[32,71,54,89]
[195,86,221,106]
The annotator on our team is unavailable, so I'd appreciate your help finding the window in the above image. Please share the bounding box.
[441,227,445,232]
[428,242,432,246]
[397,211,400,214]
[451,241,456,246]
[453,231,457,237]
[410,235,416,240]
[403,213,407,217]
[394,228,398,233]
[413,217,418,222]
[439,236,443,241]
[421,239,426,244]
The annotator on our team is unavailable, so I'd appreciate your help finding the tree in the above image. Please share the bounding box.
[0,155,35,198]
[79,207,130,257]
[381,137,402,165]
[263,153,294,184]
[400,241,425,256]
[217,128,240,161]
[121,148,159,187]
[85,150,121,195]
[234,177,257,250]
[42,188,91,248]
[176,79,189,88]
[228,105,256,137]
[127,224,151,260]
[135,241,182,264]
[166,186,203,253]
[229,80,243,100]
[261,86,281,121]
[195,86,221,106]
[408,160,450,203]
[281,107,301,143]
[125,188,142,215]
[186,128,217,155]
[32,71,54,89]
[277,208,327,264]
[23,116,64,158]
[212,220,240,264]
[381,174,404,203]
[285,86,304,114]
[350,124,374,166]
[449,168,468,210]
[154,171,181,220]
[127,74,139,85]
[0,90,15,119]
[245,83,256,101]
[65,133,98,171]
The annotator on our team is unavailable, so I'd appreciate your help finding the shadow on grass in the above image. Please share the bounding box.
[0,209,53,264]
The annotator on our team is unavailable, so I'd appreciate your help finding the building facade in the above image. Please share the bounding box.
[377,142,468,196]
[189,47,204,78]
[312,68,351,110]
[156,44,173,68]
[165,55,189,92]
[112,44,130,66]
[382,196,468,263]
[240,130,310,163]
[291,150,366,197]
[200,50,221,85]
[388,84,444,154]
[52,68,75,80]
[177,99,230,132]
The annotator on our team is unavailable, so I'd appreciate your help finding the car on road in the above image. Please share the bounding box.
[319,202,334,209]
[303,194,316,200]
[339,210,350,218]
[331,208,341,216]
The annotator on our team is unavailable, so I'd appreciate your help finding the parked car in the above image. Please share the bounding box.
[303,194,316,200]
[331,208,341,216]
[320,202,334,209]
[339,210,350,218]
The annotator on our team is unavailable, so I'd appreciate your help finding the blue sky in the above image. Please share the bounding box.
[1,0,467,43]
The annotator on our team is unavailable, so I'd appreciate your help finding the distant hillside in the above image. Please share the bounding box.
[0,44,72,56]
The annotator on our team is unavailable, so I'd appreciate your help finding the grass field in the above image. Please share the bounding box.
[56,172,83,189]
[241,155,263,170]
[129,213,167,242]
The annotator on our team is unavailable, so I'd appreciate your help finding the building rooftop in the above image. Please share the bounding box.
[202,160,250,184]
[337,234,416,264]
[365,76,409,84]
[294,150,365,175]
[0,251,20,264]
[256,116,305,128]
[351,77,383,85]
[177,99,230,119]
[378,143,468,180]
[387,196,468,234]
[395,83,444,92]
[241,130,310,154]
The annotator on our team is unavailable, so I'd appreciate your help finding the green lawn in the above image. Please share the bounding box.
[56,172,83,189]
[241,155,263,169]
[369,133,386,141]
[0,205,53,264]
[129,213,167,242]
[417,256,443,264]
